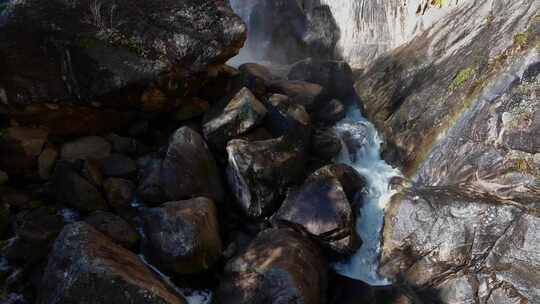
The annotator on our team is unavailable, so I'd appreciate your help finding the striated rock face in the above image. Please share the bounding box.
[0,0,246,105]
[38,222,186,304]
[356,0,539,181]
[381,186,540,304]
[217,228,327,304]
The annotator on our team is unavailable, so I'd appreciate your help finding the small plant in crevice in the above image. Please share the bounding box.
[449,67,475,91]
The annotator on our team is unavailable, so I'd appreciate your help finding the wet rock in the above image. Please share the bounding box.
[288,58,355,99]
[160,127,224,202]
[312,99,346,126]
[100,153,137,177]
[268,79,326,113]
[381,186,540,303]
[226,137,306,218]
[238,63,277,85]
[311,129,342,160]
[217,228,327,304]
[52,161,108,212]
[309,164,366,203]
[0,170,8,185]
[4,207,64,263]
[0,127,48,175]
[38,145,58,180]
[38,222,186,304]
[273,164,362,255]
[142,197,222,274]
[1,0,245,106]
[203,87,267,150]
[85,211,139,249]
[103,178,136,211]
[60,136,111,161]
[264,93,311,144]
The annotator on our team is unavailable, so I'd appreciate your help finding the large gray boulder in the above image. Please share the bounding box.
[0,0,246,106]
[381,186,540,304]
[138,127,224,204]
[226,137,306,218]
[203,87,267,150]
[288,58,355,99]
[273,164,364,255]
[142,197,222,274]
[217,228,327,304]
[38,222,186,304]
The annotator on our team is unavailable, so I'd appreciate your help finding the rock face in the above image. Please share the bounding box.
[217,228,327,304]
[235,0,339,64]
[264,93,311,143]
[381,186,540,304]
[142,198,222,274]
[226,137,306,218]
[60,136,111,161]
[0,0,245,105]
[138,127,224,204]
[38,222,186,304]
[203,87,267,149]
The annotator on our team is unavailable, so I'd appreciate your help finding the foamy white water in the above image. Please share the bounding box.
[333,105,401,285]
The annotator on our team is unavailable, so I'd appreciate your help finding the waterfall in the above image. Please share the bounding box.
[333,105,401,285]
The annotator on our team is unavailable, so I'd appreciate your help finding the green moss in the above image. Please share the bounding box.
[0,3,8,14]
[449,67,475,91]
[78,37,100,49]
[106,30,148,57]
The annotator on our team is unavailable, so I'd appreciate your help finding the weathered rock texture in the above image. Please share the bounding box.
[0,0,246,105]
[38,222,186,304]
[381,186,540,304]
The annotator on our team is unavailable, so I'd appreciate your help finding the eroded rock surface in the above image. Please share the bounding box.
[38,222,186,304]
[381,186,540,304]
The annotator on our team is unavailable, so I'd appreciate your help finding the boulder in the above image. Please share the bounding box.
[160,127,224,202]
[273,164,363,255]
[217,228,327,304]
[60,136,111,161]
[0,203,9,238]
[100,153,137,177]
[0,127,48,175]
[103,178,136,211]
[381,186,540,303]
[52,161,108,212]
[85,211,139,249]
[174,97,210,121]
[312,99,346,126]
[0,170,8,185]
[203,87,267,150]
[226,137,306,218]
[105,133,147,156]
[264,93,311,144]
[311,129,342,160]
[38,145,58,180]
[137,154,165,204]
[288,58,355,99]
[267,79,326,113]
[37,222,186,304]
[0,0,245,106]
[4,207,64,263]
[238,63,277,85]
[142,197,222,274]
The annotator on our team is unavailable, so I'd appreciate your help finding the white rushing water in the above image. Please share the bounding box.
[333,105,401,285]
